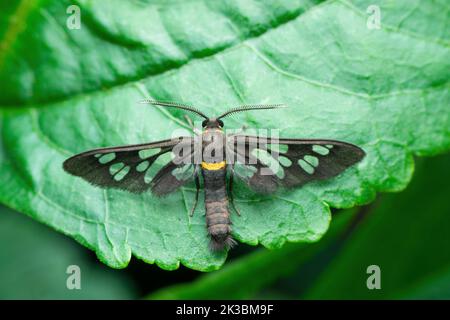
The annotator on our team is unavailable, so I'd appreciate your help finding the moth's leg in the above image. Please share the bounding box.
[184,114,194,127]
[228,166,241,216]
[190,167,201,217]
[184,114,202,135]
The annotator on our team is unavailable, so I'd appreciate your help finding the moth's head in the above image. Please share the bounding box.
[202,118,224,129]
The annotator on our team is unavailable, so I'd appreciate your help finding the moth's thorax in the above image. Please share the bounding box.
[202,128,224,144]
[201,128,226,168]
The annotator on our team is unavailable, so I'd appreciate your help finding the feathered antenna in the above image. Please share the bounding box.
[139,99,209,119]
[217,104,286,120]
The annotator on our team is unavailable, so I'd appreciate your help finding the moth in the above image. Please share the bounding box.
[63,101,365,251]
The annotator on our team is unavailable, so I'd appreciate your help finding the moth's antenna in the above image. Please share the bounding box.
[217,104,286,120]
[139,99,209,119]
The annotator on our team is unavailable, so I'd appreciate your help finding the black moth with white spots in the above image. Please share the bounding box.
[63,101,365,251]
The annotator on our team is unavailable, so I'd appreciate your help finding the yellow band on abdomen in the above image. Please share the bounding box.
[201,161,226,170]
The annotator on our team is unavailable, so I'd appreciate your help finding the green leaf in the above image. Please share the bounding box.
[0,0,449,271]
[0,205,136,299]
[304,153,450,299]
[147,208,356,299]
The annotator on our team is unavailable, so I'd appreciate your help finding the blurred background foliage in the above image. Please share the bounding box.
[1,152,449,299]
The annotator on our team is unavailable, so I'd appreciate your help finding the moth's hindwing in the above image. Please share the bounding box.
[151,154,198,196]
[227,135,365,193]
[63,137,195,195]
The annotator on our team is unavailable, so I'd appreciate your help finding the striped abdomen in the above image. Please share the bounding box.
[201,167,236,250]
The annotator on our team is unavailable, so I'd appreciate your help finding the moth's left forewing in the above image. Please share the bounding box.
[269,138,365,188]
[226,134,365,191]
[225,135,280,194]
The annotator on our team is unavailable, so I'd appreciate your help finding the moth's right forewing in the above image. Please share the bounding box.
[63,137,192,193]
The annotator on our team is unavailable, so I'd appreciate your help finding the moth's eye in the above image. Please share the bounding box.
[202,120,208,127]
[218,120,224,127]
